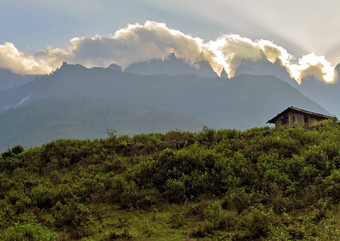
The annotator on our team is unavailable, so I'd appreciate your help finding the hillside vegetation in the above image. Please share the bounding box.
[1,120,340,240]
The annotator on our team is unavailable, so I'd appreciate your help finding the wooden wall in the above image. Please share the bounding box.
[274,111,325,127]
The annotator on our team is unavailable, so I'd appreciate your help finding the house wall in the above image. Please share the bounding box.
[275,116,286,127]
[289,112,306,126]
[274,111,326,127]
[310,117,323,125]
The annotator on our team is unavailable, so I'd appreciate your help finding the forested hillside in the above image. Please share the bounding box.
[1,120,340,240]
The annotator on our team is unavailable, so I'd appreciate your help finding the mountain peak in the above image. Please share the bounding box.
[108,63,122,72]
[220,68,228,79]
[125,53,217,78]
[57,62,87,72]
[167,52,177,60]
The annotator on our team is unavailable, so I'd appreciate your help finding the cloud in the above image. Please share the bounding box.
[287,53,335,84]
[206,35,293,78]
[206,35,335,83]
[0,21,337,83]
[37,21,213,71]
[0,42,53,75]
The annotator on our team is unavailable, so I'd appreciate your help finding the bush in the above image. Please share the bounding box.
[164,179,186,204]
[323,169,340,202]
[0,217,57,241]
[52,198,93,239]
[204,201,222,223]
[222,187,252,213]
[103,229,133,240]
[119,182,159,209]
[190,222,216,238]
[243,205,273,239]
[168,213,185,229]
[11,145,25,155]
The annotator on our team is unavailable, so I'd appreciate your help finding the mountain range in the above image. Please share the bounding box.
[0,54,337,151]
[125,53,218,78]
[0,69,36,91]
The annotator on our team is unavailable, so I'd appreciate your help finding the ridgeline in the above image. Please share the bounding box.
[1,120,340,240]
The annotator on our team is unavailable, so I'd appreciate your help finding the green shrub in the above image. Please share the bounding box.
[11,145,25,155]
[119,182,159,209]
[323,169,340,202]
[243,205,273,239]
[222,187,252,213]
[0,217,57,241]
[190,221,216,238]
[204,201,222,223]
[168,213,185,229]
[52,198,93,239]
[164,179,186,204]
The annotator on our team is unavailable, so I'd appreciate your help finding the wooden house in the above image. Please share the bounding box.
[267,106,332,127]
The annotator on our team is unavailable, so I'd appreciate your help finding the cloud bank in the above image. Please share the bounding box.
[0,42,53,75]
[0,21,336,83]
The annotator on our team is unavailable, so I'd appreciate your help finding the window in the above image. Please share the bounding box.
[281,118,285,125]
[304,115,308,123]
[292,113,296,123]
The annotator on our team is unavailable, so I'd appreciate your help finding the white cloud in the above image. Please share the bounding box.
[0,21,337,83]
[35,21,214,71]
[0,42,53,75]
[288,54,335,83]
[206,35,335,83]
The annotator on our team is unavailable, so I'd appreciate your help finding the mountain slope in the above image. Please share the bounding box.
[299,75,340,116]
[235,59,299,88]
[0,64,329,150]
[234,59,340,117]
[0,69,36,91]
[0,97,204,151]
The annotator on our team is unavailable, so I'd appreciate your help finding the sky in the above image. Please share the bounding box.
[1,0,339,82]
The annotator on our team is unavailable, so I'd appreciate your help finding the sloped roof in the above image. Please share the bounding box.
[267,106,332,124]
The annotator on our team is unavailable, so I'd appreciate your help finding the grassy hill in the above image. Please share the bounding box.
[1,120,340,240]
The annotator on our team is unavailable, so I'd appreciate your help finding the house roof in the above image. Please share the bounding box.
[267,106,332,124]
